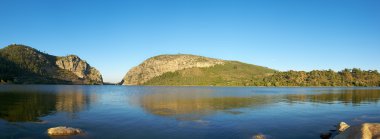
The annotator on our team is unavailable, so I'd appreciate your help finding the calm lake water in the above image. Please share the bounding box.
[0,85,380,139]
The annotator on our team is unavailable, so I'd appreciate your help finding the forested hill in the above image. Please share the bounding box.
[123,54,380,87]
[144,67,380,87]
[261,69,380,87]
[1,44,379,86]
[0,44,103,84]
[121,54,275,86]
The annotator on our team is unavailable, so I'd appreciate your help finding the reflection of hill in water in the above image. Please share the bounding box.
[139,91,278,117]
[0,88,96,122]
[55,91,95,113]
[285,89,380,104]
[0,92,56,122]
[140,89,380,119]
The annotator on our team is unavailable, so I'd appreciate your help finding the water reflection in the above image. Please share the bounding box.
[55,91,96,114]
[286,89,380,104]
[1,86,380,123]
[0,86,96,122]
[0,92,56,122]
[140,88,380,119]
[139,90,279,118]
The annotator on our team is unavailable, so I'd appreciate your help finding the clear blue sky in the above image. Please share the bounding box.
[1,0,379,83]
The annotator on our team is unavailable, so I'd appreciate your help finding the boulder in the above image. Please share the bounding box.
[334,123,380,139]
[252,134,266,139]
[337,122,350,132]
[47,126,83,136]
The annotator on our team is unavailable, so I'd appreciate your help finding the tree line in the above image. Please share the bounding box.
[257,68,380,87]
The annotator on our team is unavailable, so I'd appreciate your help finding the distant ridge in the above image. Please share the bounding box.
[121,54,275,86]
[0,44,103,84]
[1,44,378,86]
[121,54,380,87]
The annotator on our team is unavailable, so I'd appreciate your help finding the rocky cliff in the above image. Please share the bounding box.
[56,55,103,84]
[0,44,103,84]
[121,54,225,85]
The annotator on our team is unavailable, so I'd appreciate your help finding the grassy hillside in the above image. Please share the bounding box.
[144,61,276,86]
[143,61,380,87]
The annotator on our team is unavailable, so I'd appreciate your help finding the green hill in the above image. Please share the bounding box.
[0,44,103,84]
[145,67,380,87]
[144,61,275,86]
[124,54,380,87]
[120,54,276,86]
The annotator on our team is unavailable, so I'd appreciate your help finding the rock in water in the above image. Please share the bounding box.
[47,126,83,136]
[337,122,350,132]
[252,134,266,139]
[334,123,380,139]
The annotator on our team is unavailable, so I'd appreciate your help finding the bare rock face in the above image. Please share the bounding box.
[47,126,83,136]
[334,123,380,139]
[56,55,103,84]
[121,54,225,85]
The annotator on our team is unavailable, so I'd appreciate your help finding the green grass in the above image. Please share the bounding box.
[144,61,276,86]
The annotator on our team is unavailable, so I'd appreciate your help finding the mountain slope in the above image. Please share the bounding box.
[121,54,275,86]
[0,44,103,84]
[144,61,275,86]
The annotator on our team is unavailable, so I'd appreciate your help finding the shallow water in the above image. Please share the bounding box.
[0,85,379,139]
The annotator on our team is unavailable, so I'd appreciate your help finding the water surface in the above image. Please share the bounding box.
[0,85,380,139]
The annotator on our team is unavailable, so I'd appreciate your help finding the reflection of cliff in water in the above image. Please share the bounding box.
[0,92,56,122]
[139,90,278,118]
[285,89,380,104]
[55,91,96,113]
[0,88,96,122]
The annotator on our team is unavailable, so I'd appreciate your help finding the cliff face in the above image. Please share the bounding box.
[56,55,103,84]
[121,54,225,85]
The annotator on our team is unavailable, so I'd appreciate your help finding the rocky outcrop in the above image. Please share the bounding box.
[56,55,103,84]
[47,126,83,136]
[0,44,104,84]
[334,122,380,139]
[337,122,350,132]
[121,54,224,85]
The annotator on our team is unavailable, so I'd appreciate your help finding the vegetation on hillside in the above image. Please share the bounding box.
[0,44,100,84]
[1,44,379,86]
[261,69,380,87]
[0,44,66,84]
[144,63,380,87]
[144,61,276,86]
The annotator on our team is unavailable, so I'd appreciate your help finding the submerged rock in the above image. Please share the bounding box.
[252,134,266,139]
[334,123,380,139]
[337,122,350,132]
[320,132,332,139]
[47,126,83,136]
